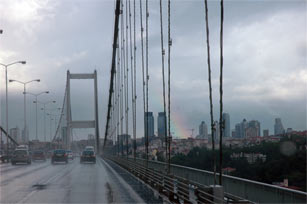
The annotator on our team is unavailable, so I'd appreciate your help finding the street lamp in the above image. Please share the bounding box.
[26,91,49,140]
[0,61,26,156]
[37,100,56,142]
[9,79,40,144]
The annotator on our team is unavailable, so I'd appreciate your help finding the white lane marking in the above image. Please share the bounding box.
[16,161,76,203]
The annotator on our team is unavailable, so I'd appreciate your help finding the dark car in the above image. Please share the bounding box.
[80,150,96,164]
[11,149,31,165]
[51,149,68,164]
[32,150,46,161]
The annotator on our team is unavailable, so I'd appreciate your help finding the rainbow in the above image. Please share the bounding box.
[150,86,191,139]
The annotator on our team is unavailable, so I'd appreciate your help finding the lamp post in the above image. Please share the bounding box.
[37,101,56,142]
[9,79,40,144]
[27,91,49,141]
[0,61,26,156]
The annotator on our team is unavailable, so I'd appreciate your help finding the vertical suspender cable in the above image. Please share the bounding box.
[167,0,171,173]
[159,0,168,173]
[117,46,120,155]
[219,0,224,185]
[145,0,149,167]
[128,0,135,160]
[125,0,129,159]
[133,0,137,161]
[204,0,216,185]
[139,0,146,164]
[120,2,124,156]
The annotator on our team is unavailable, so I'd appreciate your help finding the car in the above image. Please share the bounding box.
[51,149,68,164]
[80,150,96,164]
[67,150,73,160]
[32,150,46,161]
[11,149,31,165]
[85,146,95,151]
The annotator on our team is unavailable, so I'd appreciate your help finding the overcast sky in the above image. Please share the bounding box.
[0,0,306,141]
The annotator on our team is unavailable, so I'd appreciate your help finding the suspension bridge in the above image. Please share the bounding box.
[41,0,306,203]
[1,0,306,203]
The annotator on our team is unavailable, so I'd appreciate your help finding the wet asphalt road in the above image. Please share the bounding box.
[0,157,148,203]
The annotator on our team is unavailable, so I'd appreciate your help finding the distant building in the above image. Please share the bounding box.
[246,120,261,137]
[286,128,293,134]
[145,112,154,138]
[274,118,285,135]
[157,112,167,139]
[21,127,29,143]
[231,130,236,138]
[222,113,230,137]
[263,129,269,137]
[88,134,95,140]
[198,121,208,139]
[10,126,20,143]
[235,119,248,138]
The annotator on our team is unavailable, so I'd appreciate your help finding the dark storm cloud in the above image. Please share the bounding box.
[0,0,306,140]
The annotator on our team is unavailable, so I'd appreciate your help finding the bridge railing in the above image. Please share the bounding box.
[104,155,252,204]
[127,157,306,203]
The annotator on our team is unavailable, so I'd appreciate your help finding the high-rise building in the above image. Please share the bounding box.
[231,130,236,137]
[263,129,269,137]
[235,123,241,138]
[222,113,230,137]
[246,120,261,137]
[157,112,167,139]
[145,112,154,138]
[274,118,285,135]
[234,119,248,138]
[10,126,20,143]
[198,121,208,139]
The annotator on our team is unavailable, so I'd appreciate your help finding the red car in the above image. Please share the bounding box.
[32,150,46,161]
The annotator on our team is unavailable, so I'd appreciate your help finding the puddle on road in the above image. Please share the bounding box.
[32,184,47,190]
[105,182,114,203]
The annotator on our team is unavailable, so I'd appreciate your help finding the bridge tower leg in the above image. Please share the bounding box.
[66,70,71,150]
[94,70,100,155]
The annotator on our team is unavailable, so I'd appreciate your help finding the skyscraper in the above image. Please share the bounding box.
[198,121,208,139]
[246,120,261,137]
[222,113,230,137]
[157,112,167,138]
[263,129,269,137]
[145,112,154,138]
[274,118,285,135]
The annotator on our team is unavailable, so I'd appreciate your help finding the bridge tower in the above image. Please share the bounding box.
[66,70,100,154]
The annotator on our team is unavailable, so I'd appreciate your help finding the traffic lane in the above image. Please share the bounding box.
[0,159,75,203]
[6,157,144,203]
[0,159,49,175]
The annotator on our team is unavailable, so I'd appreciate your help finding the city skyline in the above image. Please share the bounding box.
[0,0,306,140]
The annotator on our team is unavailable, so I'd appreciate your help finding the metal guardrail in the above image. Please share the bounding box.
[128,157,307,203]
[104,156,252,204]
